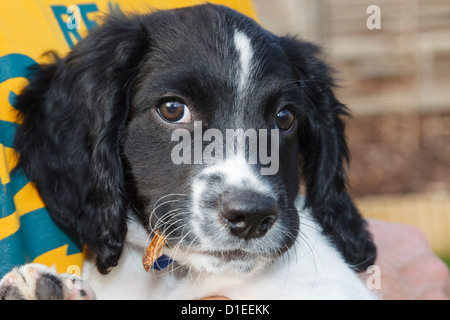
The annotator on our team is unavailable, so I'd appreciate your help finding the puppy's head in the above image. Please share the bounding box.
[15,4,375,275]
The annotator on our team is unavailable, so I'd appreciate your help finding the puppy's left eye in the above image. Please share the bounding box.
[157,101,192,123]
[276,109,295,130]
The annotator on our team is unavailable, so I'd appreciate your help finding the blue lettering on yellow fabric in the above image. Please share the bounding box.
[51,3,99,48]
[0,54,36,147]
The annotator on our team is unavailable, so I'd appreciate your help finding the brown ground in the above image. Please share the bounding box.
[346,111,450,198]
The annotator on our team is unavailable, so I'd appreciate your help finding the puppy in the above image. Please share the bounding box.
[1,4,376,299]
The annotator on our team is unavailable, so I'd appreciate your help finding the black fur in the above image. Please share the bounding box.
[14,14,148,273]
[14,4,375,274]
[278,37,376,269]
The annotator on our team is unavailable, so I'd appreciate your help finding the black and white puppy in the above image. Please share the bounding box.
[1,4,376,299]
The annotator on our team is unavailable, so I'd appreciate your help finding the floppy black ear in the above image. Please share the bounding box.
[279,37,376,271]
[14,13,149,274]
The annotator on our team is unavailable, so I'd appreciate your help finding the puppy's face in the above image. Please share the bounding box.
[15,4,375,276]
[124,8,302,274]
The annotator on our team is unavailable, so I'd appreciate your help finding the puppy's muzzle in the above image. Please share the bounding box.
[219,190,278,240]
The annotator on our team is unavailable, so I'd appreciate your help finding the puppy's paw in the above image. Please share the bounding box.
[0,264,96,300]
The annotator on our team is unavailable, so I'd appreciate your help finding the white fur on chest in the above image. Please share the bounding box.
[82,196,374,299]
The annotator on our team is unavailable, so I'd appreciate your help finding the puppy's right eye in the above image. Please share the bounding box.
[157,101,192,123]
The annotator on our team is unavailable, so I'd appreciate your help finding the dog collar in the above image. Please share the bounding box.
[152,254,174,270]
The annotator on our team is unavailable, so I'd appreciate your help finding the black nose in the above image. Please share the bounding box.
[219,190,278,240]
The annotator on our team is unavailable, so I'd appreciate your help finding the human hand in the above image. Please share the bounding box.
[361,218,449,299]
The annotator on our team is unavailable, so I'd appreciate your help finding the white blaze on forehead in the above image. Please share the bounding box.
[233,30,254,93]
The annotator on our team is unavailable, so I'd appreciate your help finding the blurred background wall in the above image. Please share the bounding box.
[252,0,450,262]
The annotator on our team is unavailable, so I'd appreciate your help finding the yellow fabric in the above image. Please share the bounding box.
[0,0,256,278]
